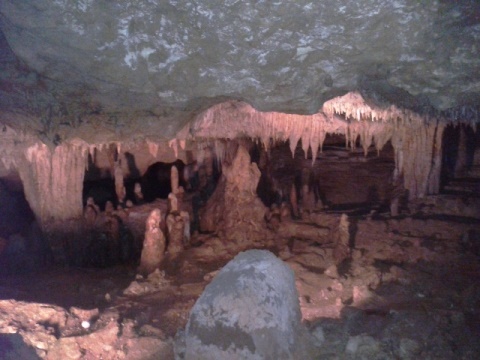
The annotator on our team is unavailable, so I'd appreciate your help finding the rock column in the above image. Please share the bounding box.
[138,209,166,276]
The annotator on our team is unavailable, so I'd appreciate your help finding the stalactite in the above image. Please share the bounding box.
[185,100,347,163]
[147,140,159,158]
[427,122,445,195]
[114,159,126,204]
[169,138,179,159]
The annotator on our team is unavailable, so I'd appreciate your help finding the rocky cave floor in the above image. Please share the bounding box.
[1,171,480,359]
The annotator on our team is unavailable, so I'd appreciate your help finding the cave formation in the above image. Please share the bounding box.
[0,1,480,359]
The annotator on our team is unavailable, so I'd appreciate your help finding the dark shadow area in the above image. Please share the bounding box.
[253,139,395,211]
[441,124,460,186]
[83,153,117,209]
[125,152,141,179]
[83,178,117,210]
[0,333,41,360]
[0,178,49,276]
[0,179,35,239]
[141,160,186,201]
[0,265,136,310]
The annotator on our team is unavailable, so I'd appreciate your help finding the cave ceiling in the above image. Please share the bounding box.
[0,0,479,141]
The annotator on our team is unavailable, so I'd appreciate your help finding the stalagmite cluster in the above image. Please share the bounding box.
[199,144,270,245]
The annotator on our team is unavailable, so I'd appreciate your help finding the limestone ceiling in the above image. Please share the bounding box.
[0,0,479,138]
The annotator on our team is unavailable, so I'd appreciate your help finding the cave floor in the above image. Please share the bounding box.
[1,197,480,359]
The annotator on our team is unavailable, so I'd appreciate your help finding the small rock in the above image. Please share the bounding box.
[34,341,48,350]
[138,324,164,338]
[311,325,325,347]
[398,338,422,359]
[123,281,148,296]
[352,285,374,305]
[345,334,380,355]
[70,307,99,323]
[202,270,219,281]
[324,264,339,279]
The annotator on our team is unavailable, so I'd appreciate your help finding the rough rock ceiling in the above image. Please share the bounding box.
[0,0,479,139]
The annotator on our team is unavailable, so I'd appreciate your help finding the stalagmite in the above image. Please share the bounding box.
[199,144,270,244]
[280,202,292,221]
[134,182,144,204]
[180,211,191,246]
[166,212,185,257]
[390,174,404,217]
[85,197,100,213]
[83,198,98,229]
[138,209,166,276]
[168,192,178,213]
[105,201,114,214]
[301,168,317,212]
[265,204,281,231]
[333,214,351,265]
[290,184,299,218]
[302,184,317,213]
[171,165,179,195]
[105,214,121,265]
[114,159,126,205]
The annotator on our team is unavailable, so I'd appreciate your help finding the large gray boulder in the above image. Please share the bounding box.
[182,249,310,360]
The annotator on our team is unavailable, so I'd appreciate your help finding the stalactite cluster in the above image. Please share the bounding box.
[181,92,448,199]
[19,142,87,226]
[0,91,473,231]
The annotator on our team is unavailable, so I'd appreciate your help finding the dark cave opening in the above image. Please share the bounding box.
[0,177,35,239]
[141,160,187,202]
[0,176,44,275]
[441,123,479,193]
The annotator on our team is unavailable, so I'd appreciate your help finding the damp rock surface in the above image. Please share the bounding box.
[1,0,479,122]
[182,249,310,360]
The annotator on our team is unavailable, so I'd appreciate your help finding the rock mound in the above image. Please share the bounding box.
[182,249,311,360]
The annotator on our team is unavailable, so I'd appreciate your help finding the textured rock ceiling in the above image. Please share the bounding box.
[0,0,479,137]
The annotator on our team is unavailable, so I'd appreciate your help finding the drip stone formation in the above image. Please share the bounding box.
[138,208,166,276]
